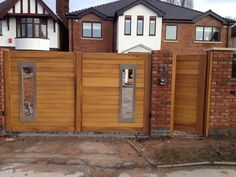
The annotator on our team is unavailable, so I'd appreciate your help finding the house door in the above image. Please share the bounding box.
[173,55,207,134]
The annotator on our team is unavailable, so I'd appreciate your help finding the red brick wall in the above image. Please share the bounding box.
[69,13,114,52]
[162,16,230,55]
[208,50,236,135]
[151,50,173,135]
[56,0,69,26]
[0,50,4,131]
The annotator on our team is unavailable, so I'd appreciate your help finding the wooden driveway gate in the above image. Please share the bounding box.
[4,51,151,134]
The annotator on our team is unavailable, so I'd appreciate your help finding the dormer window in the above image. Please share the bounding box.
[16,17,48,39]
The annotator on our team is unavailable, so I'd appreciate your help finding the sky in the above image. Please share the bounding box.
[42,0,236,18]
[0,0,235,18]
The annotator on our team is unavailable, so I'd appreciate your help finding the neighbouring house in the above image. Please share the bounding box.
[0,0,68,51]
[231,25,236,80]
[64,0,233,54]
[231,25,236,47]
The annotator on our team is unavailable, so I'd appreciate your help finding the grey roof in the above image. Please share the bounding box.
[0,0,17,18]
[68,0,204,21]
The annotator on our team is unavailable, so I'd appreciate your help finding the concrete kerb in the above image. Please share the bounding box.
[157,162,236,169]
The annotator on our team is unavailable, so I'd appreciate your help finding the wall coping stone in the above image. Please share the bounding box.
[205,48,236,51]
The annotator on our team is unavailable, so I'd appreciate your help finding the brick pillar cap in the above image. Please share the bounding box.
[205,47,236,52]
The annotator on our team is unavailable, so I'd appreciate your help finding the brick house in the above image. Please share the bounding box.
[0,0,68,51]
[231,25,236,47]
[63,0,233,54]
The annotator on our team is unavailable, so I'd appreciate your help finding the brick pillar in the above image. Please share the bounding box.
[151,50,173,136]
[0,50,4,132]
[208,49,236,136]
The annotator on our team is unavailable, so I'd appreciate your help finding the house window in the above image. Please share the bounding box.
[16,17,48,38]
[124,16,131,35]
[149,17,156,36]
[195,26,220,41]
[232,55,236,80]
[166,25,177,41]
[82,22,102,38]
[0,21,2,35]
[137,16,144,36]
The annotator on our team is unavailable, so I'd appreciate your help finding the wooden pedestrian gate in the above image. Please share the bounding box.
[172,55,207,134]
[4,51,151,134]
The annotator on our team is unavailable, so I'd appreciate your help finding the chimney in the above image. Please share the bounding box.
[56,0,69,26]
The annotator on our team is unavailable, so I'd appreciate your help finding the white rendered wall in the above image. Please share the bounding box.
[117,4,162,53]
[23,0,28,13]
[0,0,60,50]
[15,38,50,50]
[48,19,60,49]
[9,0,45,14]
[123,45,152,53]
[0,18,60,50]
[0,18,16,47]
[14,0,21,13]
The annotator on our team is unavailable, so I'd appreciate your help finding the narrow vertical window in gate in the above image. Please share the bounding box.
[19,63,36,121]
[120,64,136,122]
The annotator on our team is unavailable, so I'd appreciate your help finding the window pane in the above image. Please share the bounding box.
[93,23,101,38]
[212,27,220,41]
[149,20,156,35]
[41,24,47,38]
[137,19,144,35]
[27,23,33,37]
[0,21,2,35]
[22,24,26,37]
[28,18,33,24]
[196,27,203,40]
[83,22,92,37]
[40,18,47,38]
[204,27,212,41]
[166,25,177,40]
[232,56,236,79]
[35,24,40,38]
[125,19,131,35]
[34,18,40,24]
[17,22,21,37]
[21,18,26,23]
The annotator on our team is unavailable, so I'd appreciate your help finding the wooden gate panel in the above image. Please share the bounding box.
[81,53,148,132]
[7,51,76,132]
[6,51,150,133]
[174,55,207,134]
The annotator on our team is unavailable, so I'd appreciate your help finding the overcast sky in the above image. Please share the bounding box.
[42,0,236,18]
[0,0,235,18]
